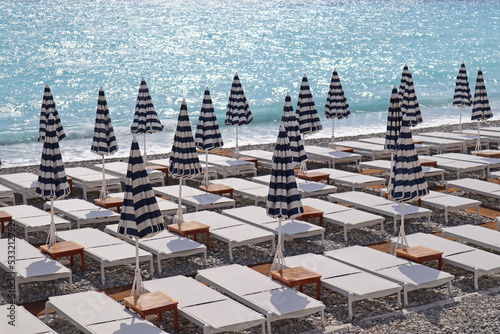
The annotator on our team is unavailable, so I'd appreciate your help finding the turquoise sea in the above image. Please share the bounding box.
[0,0,498,167]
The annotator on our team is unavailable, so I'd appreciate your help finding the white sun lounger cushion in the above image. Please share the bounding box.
[441,225,500,252]
[1,305,56,334]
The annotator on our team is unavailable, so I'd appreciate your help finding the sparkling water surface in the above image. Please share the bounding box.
[0,0,498,167]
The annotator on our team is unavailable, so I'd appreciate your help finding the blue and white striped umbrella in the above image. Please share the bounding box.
[453,63,472,133]
[297,74,322,137]
[38,84,65,143]
[384,86,403,153]
[90,87,119,199]
[324,68,350,148]
[118,137,165,297]
[130,77,164,164]
[169,99,203,223]
[389,116,428,249]
[471,68,493,152]
[398,64,410,103]
[195,87,224,187]
[267,125,304,271]
[36,113,71,247]
[280,92,307,172]
[399,66,422,126]
[225,72,253,158]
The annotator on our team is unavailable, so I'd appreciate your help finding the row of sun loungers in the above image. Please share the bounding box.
[93,161,166,186]
[441,224,500,253]
[303,146,362,168]
[357,137,431,156]
[153,185,235,211]
[311,168,386,190]
[359,159,445,181]
[65,167,122,200]
[0,172,39,204]
[434,152,500,176]
[2,304,56,334]
[419,155,486,178]
[417,132,489,150]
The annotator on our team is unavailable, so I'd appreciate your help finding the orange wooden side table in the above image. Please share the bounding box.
[0,210,13,234]
[124,291,178,332]
[168,221,210,249]
[94,197,124,213]
[40,241,85,271]
[199,184,234,198]
[147,165,169,185]
[271,266,322,300]
[297,206,324,226]
[395,246,443,270]
[297,171,330,184]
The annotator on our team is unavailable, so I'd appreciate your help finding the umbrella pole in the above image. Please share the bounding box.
[177,181,184,226]
[143,133,147,165]
[459,105,463,133]
[235,126,239,159]
[388,152,394,194]
[476,121,482,153]
[48,198,56,248]
[393,202,408,253]
[131,238,144,301]
[204,151,210,188]
[331,118,335,149]
[99,155,108,200]
[270,218,286,273]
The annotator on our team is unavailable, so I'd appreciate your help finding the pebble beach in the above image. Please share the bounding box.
[1,120,499,333]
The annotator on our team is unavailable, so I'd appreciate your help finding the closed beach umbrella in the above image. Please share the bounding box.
[281,93,307,173]
[385,86,403,190]
[390,116,428,249]
[118,137,165,298]
[195,87,224,187]
[267,125,304,271]
[36,113,71,248]
[169,99,203,224]
[38,84,65,142]
[130,77,164,164]
[453,62,472,133]
[471,68,492,152]
[297,74,322,137]
[399,66,422,126]
[324,68,350,148]
[90,87,119,199]
[225,72,253,158]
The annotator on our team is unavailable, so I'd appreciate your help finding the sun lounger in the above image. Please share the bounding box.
[182,211,275,261]
[335,141,391,160]
[446,177,500,200]
[108,192,186,216]
[93,161,165,186]
[418,132,489,150]
[325,245,454,305]
[441,224,500,253]
[0,183,15,205]
[65,167,122,200]
[45,291,166,334]
[306,168,385,190]
[249,175,338,198]
[56,228,154,284]
[203,154,257,178]
[0,204,71,241]
[43,198,120,229]
[238,149,274,168]
[418,155,486,178]
[412,135,466,154]
[300,197,385,241]
[144,275,266,334]
[358,137,431,156]
[433,153,500,176]
[153,185,235,211]
[222,206,325,247]
[359,159,445,181]
[0,172,39,204]
[328,191,432,233]
[196,264,325,334]
[390,232,500,289]
[303,145,362,168]
[210,178,268,204]
[420,191,481,223]
[0,238,72,301]
[105,223,207,272]
[283,253,402,320]
[2,304,56,334]
[463,129,500,146]
[148,158,218,180]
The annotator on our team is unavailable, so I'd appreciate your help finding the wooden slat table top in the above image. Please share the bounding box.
[271,266,321,285]
[168,221,210,234]
[124,291,177,312]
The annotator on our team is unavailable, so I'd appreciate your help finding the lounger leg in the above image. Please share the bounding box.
[445,208,448,223]
[15,277,19,302]
[474,271,479,290]
[321,232,325,247]
[403,288,408,306]
[203,249,208,266]
[229,242,234,262]
[101,263,106,285]
[343,227,348,242]
[266,318,272,334]
[150,258,154,275]
[25,229,28,241]
[447,281,452,297]
[380,221,384,234]
[157,256,162,274]
[45,302,52,322]
[69,275,73,292]
[396,291,401,307]
[271,239,275,252]
[347,293,353,321]
[261,323,266,334]
[320,309,325,326]
[393,218,397,234]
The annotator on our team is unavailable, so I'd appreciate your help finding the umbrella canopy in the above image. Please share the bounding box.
[195,87,224,187]
[90,87,119,199]
[389,116,429,250]
[399,66,422,126]
[385,86,403,194]
[280,92,307,172]
[471,68,493,152]
[169,99,203,223]
[118,137,165,298]
[225,72,253,158]
[267,125,304,271]
[297,74,322,136]
[453,62,472,133]
[324,68,350,148]
[36,113,71,247]
[38,84,65,142]
[130,77,164,164]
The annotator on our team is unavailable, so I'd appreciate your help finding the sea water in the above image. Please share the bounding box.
[0,0,498,167]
